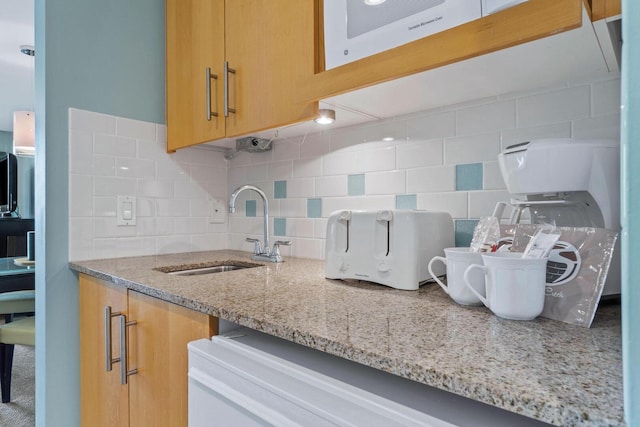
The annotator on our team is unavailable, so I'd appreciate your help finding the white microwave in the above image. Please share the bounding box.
[323,0,527,70]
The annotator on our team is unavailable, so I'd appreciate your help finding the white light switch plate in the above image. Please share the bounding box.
[209,197,226,224]
[117,195,136,226]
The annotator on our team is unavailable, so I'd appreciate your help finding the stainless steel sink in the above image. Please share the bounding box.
[168,265,247,276]
[155,260,263,276]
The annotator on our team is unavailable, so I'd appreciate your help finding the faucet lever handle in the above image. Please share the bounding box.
[245,238,262,255]
[272,240,292,257]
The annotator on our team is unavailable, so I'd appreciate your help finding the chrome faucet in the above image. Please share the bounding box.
[229,184,291,262]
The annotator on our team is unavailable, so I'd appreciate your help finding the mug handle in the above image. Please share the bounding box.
[427,256,449,295]
[464,264,489,307]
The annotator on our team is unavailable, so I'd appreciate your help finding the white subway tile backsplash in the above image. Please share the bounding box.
[94,176,136,197]
[572,114,621,139]
[272,139,301,161]
[93,155,116,177]
[94,133,137,157]
[592,78,621,117]
[156,199,190,217]
[417,192,468,219]
[116,157,155,178]
[500,122,571,150]
[444,133,501,164]
[407,165,455,193]
[69,175,94,217]
[323,147,395,175]
[117,117,157,140]
[517,85,590,128]
[174,180,207,200]
[71,76,620,261]
[299,132,331,158]
[94,238,118,260]
[137,198,156,217]
[483,161,506,190]
[468,190,511,218]
[314,219,328,239]
[69,130,94,174]
[287,178,315,198]
[174,217,207,235]
[396,139,443,170]
[365,170,406,195]
[245,163,269,183]
[69,218,94,261]
[456,100,516,136]
[94,196,116,217]
[315,175,347,197]
[138,179,174,198]
[268,161,293,181]
[406,111,456,140]
[293,157,322,178]
[94,217,137,238]
[286,218,315,238]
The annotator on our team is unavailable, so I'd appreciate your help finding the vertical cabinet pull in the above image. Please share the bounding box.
[105,306,122,372]
[104,306,138,384]
[206,67,218,121]
[119,314,138,385]
[223,61,236,117]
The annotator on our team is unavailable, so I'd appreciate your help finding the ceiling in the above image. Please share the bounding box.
[0,0,35,133]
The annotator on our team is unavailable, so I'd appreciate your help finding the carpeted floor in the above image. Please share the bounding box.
[0,345,35,427]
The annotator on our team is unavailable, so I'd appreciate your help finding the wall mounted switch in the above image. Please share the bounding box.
[117,195,136,226]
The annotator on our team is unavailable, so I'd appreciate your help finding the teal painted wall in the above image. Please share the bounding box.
[0,130,11,150]
[35,0,165,425]
[621,1,640,425]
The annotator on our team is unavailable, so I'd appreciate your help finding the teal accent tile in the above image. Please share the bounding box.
[274,218,286,236]
[348,174,365,196]
[455,219,479,247]
[307,198,322,218]
[245,200,256,217]
[456,163,483,191]
[396,194,417,210]
[274,180,287,199]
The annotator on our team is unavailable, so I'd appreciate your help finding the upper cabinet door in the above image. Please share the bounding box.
[166,0,225,151]
[166,0,318,151]
[224,0,318,138]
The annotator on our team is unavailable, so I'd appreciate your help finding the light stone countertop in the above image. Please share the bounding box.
[69,250,623,427]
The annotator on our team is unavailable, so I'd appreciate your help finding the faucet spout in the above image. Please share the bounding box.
[229,184,270,254]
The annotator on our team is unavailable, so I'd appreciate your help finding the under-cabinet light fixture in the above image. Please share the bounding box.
[314,109,336,125]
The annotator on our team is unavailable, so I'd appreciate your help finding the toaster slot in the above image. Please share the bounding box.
[376,210,393,258]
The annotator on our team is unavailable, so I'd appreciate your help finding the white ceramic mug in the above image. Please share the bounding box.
[463,252,547,320]
[428,247,485,306]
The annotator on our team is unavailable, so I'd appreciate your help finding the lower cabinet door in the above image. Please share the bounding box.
[127,290,216,427]
[79,274,217,427]
[79,275,130,427]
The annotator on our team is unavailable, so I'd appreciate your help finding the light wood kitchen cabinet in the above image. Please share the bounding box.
[165,0,319,152]
[588,0,621,21]
[79,274,217,427]
[299,0,585,103]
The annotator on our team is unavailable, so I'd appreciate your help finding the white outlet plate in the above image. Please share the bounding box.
[209,197,226,223]
[117,195,136,226]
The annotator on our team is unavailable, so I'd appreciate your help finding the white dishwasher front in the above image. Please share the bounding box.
[188,328,551,427]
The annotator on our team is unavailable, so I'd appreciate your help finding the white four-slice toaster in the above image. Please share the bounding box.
[325,209,454,290]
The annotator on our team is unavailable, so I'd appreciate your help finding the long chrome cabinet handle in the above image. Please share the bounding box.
[119,314,138,385]
[105,306,122,372]
[206,67,218,121]
[223,61,236,117]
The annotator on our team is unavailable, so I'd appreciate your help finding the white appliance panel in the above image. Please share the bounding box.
[324,0,482,70]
